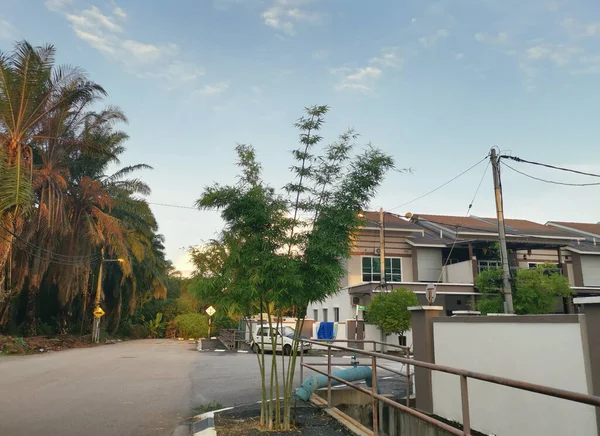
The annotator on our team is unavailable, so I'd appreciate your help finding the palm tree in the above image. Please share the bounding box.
[0,41,105,315]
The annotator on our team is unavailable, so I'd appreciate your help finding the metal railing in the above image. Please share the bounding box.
[299,338,600,436]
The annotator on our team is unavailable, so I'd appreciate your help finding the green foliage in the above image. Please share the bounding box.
[174,313,209,338]
[191,105,396,430]
[143,313,166,338]
[366,288,419,336]
[476,265,573,315]
[193,402,224,414]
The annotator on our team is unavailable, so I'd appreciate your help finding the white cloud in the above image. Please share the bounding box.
[48,2,212,90]
[0,19,16,40]
[525,44,581,66]
[44,0,72,12]
[113,7,127,20]
[195,82,229,95]
[455,52,465,60]
[475,31,509,44]
[262,0,321,36]
[419,28,449,48]
[411,17,417,23]
[562,18,600,38]
[369,47,402,69]
[333,66,382,92]
[312,49,328,59]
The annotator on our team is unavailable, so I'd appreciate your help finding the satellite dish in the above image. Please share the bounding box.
[405,212,413,219]
[426,283,437,305]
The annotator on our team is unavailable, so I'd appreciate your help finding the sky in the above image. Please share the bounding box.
[1,0,600,275]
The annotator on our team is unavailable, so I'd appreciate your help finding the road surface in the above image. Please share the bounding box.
[0,339,408,436]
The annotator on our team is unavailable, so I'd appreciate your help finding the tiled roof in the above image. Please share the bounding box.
[411,214,497,232]
[479,218,576,238]
[548,221,600,237]
[361,211,422,231]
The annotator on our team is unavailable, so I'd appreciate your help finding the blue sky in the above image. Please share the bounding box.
[2,0,600,273]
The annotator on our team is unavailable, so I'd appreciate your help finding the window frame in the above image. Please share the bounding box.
[361,256,402,283]
[322,308,328,322]
[333,307,340,322]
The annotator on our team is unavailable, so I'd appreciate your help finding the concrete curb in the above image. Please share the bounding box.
[191,407,233,436]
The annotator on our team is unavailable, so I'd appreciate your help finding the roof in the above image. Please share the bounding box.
[547,221,600,238]
[477,217,576,238]
[566,241,600,255]
[361,211,423,231]
[406,230,453,247]
[410,214,497,232]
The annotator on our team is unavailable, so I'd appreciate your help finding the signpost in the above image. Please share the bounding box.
[92,306,105,343]
[205,306,216,337]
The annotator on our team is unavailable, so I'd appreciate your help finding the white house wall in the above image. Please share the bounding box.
[582,255,600,286]
[432,318,596,436]
[416,248,442,282]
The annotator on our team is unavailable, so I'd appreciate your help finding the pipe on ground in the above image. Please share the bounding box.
[295,366,374,401]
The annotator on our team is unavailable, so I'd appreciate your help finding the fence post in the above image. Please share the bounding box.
[460,375,471,436]
[405,347,411,408]
[408,305,443,413]
[372,356,379,436]
[327,345,332,408]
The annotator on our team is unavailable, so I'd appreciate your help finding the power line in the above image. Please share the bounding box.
[502,162,600,186]
[502,155,600,179]
[388,155,490,212]
[148,202,219,211]
[435,156,491,285]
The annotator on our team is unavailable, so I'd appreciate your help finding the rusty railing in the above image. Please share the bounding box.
[299,338,600,436]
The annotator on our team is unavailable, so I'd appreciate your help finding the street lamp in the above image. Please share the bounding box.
[92,247,125,343]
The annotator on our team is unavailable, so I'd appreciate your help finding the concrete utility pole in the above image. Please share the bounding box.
[379,208,385,286]
[490,148,515,314]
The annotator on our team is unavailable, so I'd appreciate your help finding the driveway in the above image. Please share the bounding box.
[0,339,409,436]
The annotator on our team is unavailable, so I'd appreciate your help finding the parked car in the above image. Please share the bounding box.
[251,325,311,355]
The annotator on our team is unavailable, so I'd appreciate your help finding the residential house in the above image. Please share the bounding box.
[547,221,600,293]
[307,212,596,345]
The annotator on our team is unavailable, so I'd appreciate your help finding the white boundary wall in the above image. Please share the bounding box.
[432,316,597,436]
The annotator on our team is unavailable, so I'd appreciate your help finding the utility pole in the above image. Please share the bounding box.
[92,247,105,343]
[490,148,514,314]
[379,208,386,287]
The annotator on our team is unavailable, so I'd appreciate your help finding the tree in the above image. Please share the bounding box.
[366,288,419,341]
[193,105,395,430]
[476,264,573,315]
[0,41,170,338]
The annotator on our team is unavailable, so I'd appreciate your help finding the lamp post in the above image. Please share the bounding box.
[92,247,125,343]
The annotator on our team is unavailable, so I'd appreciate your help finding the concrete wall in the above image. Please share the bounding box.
[416,248,443,283]
[442,261,473,284]
[308,288,354,324]
[431,316,597,436]
[582,255,600,286]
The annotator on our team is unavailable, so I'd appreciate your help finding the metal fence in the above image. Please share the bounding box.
[299,338,600,436]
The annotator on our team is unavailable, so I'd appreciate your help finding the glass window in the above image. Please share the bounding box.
[334,307,340,322]
[478,260,500,273]
[362,257,402,283]
[313,309,318,321]
[322,308,328,322]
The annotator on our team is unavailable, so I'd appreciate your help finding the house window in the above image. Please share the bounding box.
[322,308,328,322]
[334,308,340,322]
[362,257,402,283]
[528,263,562,275]
[313,309,318,321]
[478,260,500,273]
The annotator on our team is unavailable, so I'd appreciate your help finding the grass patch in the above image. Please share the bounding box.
[193,401,224,414]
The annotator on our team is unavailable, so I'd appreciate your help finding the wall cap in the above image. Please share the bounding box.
[408,306,444,311]
[452,310,481,316]
[574,296,600,305]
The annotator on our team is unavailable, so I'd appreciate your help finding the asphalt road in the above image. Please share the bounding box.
[0,339,409,436]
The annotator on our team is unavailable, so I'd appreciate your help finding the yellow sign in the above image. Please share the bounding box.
[93,307,105,318]
[205,306,216,317]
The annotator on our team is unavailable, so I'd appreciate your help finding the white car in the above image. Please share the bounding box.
[251,325,311,355]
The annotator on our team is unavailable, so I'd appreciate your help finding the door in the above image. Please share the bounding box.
[257,327,272,351]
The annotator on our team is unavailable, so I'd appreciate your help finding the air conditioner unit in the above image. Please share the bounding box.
[373,248,381,255]
[352,296,360,305]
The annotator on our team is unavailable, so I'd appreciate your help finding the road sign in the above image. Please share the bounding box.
[205,306,216,317]
[357,305,368,311]
[93,306,105,318]
[426,283,437,305]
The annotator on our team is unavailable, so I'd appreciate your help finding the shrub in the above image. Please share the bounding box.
[174,313,209,338]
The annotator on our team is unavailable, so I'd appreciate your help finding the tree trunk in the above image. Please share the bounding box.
[24,285,38,337]
[24,248,42,337]
[112,287,122,335]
